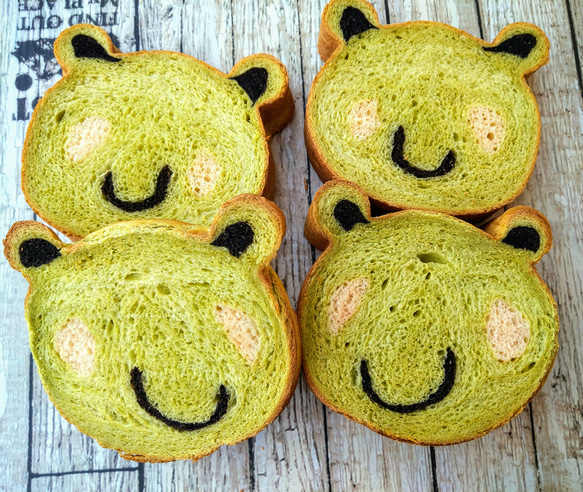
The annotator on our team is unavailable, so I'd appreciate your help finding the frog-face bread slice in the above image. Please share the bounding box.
[22,24,294,239]
[305,0,550,218]
[4,196,300,462]
[299,180,558,445]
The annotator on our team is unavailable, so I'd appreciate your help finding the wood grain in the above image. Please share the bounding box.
[30,469,139,492]
[0,2,33,490]
[0,1,582,491]
[231,1,330,490]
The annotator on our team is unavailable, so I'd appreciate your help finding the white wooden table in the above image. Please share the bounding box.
[1,1,582,491]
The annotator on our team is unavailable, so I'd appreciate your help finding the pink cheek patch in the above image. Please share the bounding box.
[53,318,96,377]
[486,300,530,361]
[215,305,260,364]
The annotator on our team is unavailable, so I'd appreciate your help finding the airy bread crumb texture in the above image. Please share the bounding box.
[349,100,379,140]
[65,116,110,163]
[22,217,294,461]
[486,299,530,361]
[53,318,95,377]
[308,21,545,215]
[215,305,260,364]
[23,49,283,237]
[328,277,368,334]
[187,150,222,196]
[468,106,505,154]
[300,197,558,445]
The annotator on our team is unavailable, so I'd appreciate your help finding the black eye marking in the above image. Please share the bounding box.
[130,367,229,431]
[361,348,456,414]
[502,226,540,253]
[231,67,269,105]
[211,222,254,258]
[71,34,120,63]
[391,126,456,178]
[333,200,369,231]
[483,33,537,59]
[340,6,378,43]
[102,165,172,213]
[19,238,61,268]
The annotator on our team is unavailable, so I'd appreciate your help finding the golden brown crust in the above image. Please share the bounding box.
[262,148,277,202]
[22,25,294,240]
[298,179,559,445]
[317,0,380,63]
[3,220,66,275]
[5,195,300,463]
[305,1,550,218]
[483,205,553,263]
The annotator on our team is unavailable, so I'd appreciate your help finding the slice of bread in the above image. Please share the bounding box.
[22,24,294,239]
[305,0,550,219]
[4,195,300,462]
[298,180,558,445]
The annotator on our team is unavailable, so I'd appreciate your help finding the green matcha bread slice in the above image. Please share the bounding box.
[4,195,299,462]
[305,0,550,218]
[298,180,558,445]
[22,24,294,239]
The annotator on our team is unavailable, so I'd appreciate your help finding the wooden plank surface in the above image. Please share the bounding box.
[0,1,33,489]
[1,1,582,491]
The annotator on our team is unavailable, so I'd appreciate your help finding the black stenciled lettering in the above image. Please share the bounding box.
[101,12,118,27]
[68,13,83,25]
[46,15,62,29]
[19,0,42,11]
[12,98,30,121]
[88,0,119,5]
[17,14,61,31]
[85,13,100,24]
[65,0,84,9]
[15,74,33,91]
[11,38,61,80]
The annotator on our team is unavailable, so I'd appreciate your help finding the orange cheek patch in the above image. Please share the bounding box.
[187,150,222,196]
[349,100,379,140]
[328,278,368,335]
[215,305,260,364]
[468,106,505,154]
[486,300,530,361]
[65,116,110,162]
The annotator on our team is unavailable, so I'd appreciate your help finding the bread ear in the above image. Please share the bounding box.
[318,0,380,62]
[483,206,552,264]
[209,195,285,266]
[305,180,371,251]
[54,24,121,74]
[229,54,294,136]
[3,221,65,275]
[484,23,549,76]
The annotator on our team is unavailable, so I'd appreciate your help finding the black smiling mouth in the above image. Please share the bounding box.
[102,165,172,212]
[360,348,456,414]
[391,126,456,178]
[130,367,229,431]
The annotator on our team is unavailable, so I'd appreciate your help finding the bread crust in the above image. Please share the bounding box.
[305,0,550,219]
[4,195,301,463]
[298,180,559,445]
[21,24,294,241]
